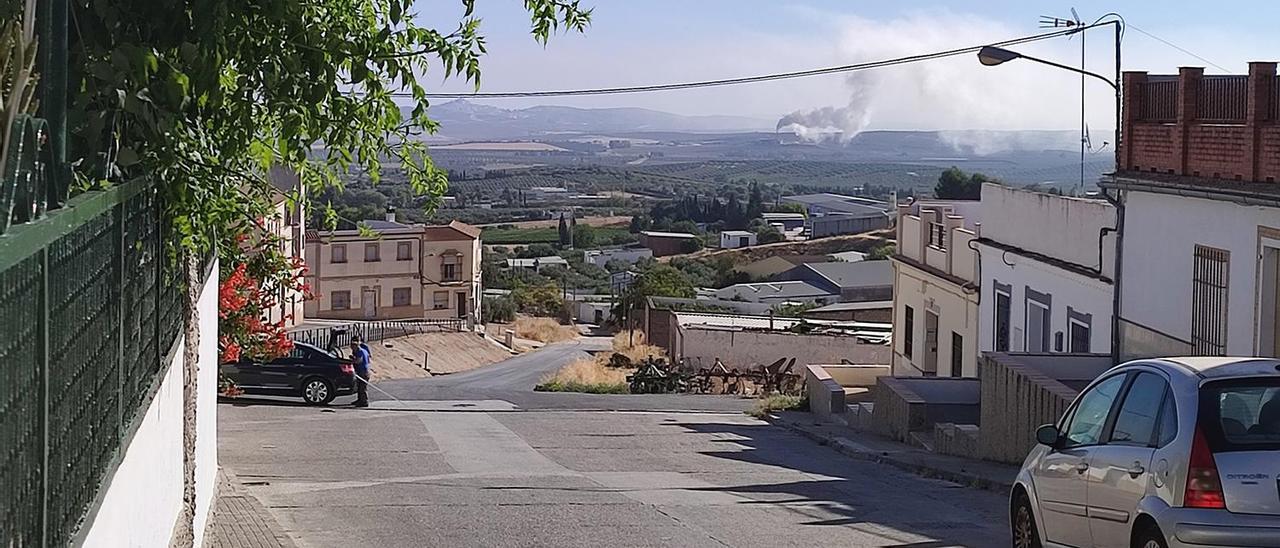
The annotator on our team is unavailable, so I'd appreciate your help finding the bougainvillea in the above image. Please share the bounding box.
[218,226,312,366]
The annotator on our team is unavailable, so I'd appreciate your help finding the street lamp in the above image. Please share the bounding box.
[976,44,1121,198]
[977,46,1116,90]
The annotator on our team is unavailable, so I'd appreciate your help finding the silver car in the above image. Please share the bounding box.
[1011,357,1280,548]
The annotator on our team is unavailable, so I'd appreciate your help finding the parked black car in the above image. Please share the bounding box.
[220,342,357,404]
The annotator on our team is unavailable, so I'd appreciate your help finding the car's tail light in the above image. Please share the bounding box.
[340,363,354,375]
[1184,426,1226,509]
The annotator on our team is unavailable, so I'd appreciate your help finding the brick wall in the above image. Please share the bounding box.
[1120,62,1279,183]
[1263,125,1280,181]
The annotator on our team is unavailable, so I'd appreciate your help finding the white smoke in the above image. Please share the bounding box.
[777,74,875,142]
[938,130,1087,156]
[775,11,1118,153]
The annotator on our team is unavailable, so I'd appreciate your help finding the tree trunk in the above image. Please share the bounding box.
[170,253,202,547]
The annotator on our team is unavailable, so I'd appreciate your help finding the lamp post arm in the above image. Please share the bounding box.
[1017,53,1119,90]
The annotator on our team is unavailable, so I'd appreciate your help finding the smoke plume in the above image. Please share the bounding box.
[776,74,875,142]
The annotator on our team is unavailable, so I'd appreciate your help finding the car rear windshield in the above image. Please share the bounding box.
[1200,378,1280,452]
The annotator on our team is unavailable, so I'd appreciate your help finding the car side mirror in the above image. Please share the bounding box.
[1035,424,1061,448]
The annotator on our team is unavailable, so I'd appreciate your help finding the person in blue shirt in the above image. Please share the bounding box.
[349,338,372,407]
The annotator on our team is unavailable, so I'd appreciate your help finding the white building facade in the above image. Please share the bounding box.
[719,230,757,249]
[1104,62,1280,360]
[891,201,980,377]
[583,247,653,267]
[975,184,1116,358]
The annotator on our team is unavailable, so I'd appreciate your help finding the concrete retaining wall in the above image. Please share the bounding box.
[978,353,1113,464]
[675,327,890,370]
[871,377,980,444]
[805,364,889,419]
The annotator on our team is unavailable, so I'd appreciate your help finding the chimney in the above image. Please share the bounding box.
[385,206,396,223]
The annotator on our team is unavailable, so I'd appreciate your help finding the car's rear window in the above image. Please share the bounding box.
[1201,378,1280,451]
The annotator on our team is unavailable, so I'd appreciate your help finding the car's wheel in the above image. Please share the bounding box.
[301,378,335,405]
[1011,491,1041,548]
[1133,524,1168,548]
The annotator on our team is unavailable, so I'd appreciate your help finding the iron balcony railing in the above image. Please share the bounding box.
[0,178,189,547]
[1138,78,1178,122]
[1197,75,1248,123]
[289,318,467,353]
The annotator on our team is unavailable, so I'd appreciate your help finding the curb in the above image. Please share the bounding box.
[768,415,1015,494]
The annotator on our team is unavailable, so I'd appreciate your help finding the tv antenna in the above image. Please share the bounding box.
[1041,9,1089,192]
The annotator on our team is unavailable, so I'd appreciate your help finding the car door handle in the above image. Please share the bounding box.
[1075,462,1089,474]
[1127,463,1145,478]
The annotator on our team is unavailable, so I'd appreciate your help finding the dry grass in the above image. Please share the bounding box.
[534,330,666,394]
[535,357,632,394]
[514,317,578,343]
[611,331,665,364]
[748,394,808,418]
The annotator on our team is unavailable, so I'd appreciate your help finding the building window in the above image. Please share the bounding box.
[433,291,449,310]
[1068,308,1092,353]
[994,281,1011,352]
[950,332,963,377]
[441,253,462,282]
[364,242,380,262]
[331,244,347,263]
[1191,245,1229,355]
[903,305,915,360]
[397,241,413,261]
[1025,288,1051,353]
[928,222,946,250]
[393,287,412,307]
[332,290,351,310]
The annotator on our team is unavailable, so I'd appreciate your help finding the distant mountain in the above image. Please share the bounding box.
[419,100,773,140]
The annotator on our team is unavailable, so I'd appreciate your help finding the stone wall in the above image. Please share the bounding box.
[977,353,1113,464]
[675,327,890,370]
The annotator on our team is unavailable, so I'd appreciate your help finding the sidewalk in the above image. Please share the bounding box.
[768,411,1019,493]
[205,470,295,548]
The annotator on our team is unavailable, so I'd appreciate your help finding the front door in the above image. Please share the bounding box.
[1035,373,1127,547]
[923,311,939,375]
[362,288,377,319]
[456,291,468,319]
[1087,372,1168,547]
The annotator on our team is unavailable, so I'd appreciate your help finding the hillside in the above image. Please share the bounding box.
[662,229,894,264]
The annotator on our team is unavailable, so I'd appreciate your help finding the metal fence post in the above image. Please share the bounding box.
[115,201,125,441]
[38,247,49,547]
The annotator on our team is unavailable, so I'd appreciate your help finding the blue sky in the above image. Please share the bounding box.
[419,1,1280,132]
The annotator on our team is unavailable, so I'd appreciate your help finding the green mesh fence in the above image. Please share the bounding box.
[0,182,186,547]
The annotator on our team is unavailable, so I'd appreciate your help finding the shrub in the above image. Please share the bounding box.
[511,283,564,317]
[483,296,516,323]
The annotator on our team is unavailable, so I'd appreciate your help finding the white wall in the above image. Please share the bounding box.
[977,244,1113,355]
[979,184,1117,278]
[719,232,756,249]
[674,327,891,369]
[1121,190,1280,355]
[583,248,652,267]
[81,261,219,547]
[891,259,980,377]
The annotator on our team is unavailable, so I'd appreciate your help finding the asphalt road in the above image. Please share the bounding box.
[218,340,1008,547]
[370,337,757,413]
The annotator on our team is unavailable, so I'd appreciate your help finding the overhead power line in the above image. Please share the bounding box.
[1125,23,1229,72]
[398,24,1106,99]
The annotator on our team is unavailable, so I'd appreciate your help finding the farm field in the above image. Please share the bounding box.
[481,225,633,245]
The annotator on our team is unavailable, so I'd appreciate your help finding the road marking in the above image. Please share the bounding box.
[418,412,571,475]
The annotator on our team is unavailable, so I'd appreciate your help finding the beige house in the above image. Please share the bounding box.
[891,200,981,377]
[304,212,483,323]
[265,166,306,329]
